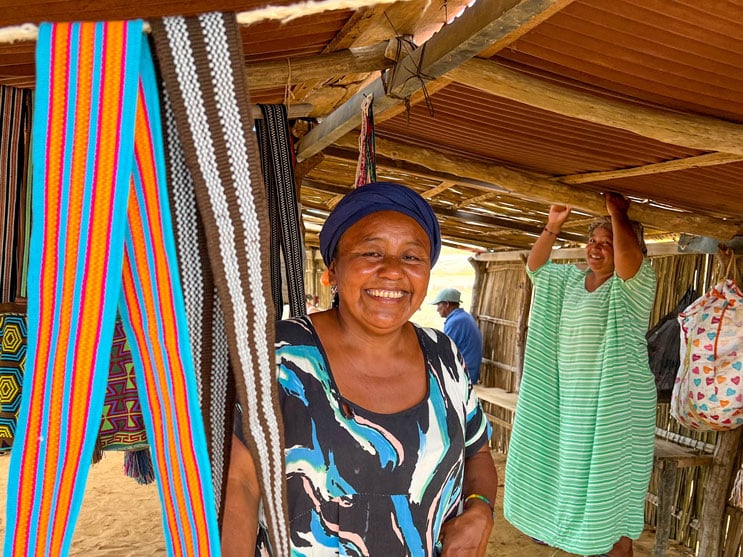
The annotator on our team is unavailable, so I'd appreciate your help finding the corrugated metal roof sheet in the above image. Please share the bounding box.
[1,0,741,250]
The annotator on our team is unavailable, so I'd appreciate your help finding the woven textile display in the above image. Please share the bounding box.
[0,86,32,303]
[256,104,307,319]
[0,313,26,451]
[159,71,235,521]
[151,12,288,554]
[98,321,148,451]
[354,94,376,187]
[5,21,219,556]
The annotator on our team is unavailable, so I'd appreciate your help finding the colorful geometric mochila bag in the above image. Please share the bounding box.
[671,255,743,431]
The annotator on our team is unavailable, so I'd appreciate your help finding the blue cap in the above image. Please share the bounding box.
[431,288,462,304]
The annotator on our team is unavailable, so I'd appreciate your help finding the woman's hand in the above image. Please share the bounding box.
[604,191,630,218]
[547,204,572,232]
[440,444,497,556]
[603,191,644,279]
[528,203,572,271]
[437,502,493,556]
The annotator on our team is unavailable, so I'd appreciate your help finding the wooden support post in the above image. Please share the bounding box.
[514,254,531,392]
[698,428,743,557]
[654,459,678,557]
[723,507,743,557]
[651,438,714,555]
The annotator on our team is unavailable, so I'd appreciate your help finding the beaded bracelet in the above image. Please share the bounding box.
[464,493,494,517]
[543,226,558,236]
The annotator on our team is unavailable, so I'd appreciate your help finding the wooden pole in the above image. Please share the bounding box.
[698,428,743,557]
[514,255,531,394]
[654,460,678,557]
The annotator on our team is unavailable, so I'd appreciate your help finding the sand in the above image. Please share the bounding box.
[0,451,693,556]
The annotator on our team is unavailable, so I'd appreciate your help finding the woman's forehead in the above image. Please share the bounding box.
[590,226,613,239]
[345,211,428,238]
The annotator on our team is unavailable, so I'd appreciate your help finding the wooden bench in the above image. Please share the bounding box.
[650,437,713,557]
[472,387,714,557]
[473,385,518,431]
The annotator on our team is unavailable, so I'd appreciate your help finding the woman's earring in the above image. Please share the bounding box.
[330,284,339,308]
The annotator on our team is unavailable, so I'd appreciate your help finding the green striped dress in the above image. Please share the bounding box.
[504,260,657,555]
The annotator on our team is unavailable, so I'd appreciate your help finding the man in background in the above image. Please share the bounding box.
[432,288,483,384]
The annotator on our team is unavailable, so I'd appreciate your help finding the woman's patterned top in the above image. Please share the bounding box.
[276,316,490,556]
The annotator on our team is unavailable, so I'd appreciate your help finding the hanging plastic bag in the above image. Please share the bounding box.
[646,287,697,401]
[671,254,743,431]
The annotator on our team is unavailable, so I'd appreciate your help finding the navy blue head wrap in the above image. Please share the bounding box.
[319,182,441,267]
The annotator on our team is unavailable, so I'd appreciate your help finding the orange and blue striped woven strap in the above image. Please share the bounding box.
[4,20,219,556]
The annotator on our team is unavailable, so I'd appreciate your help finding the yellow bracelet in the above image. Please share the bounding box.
[464,493,494,516]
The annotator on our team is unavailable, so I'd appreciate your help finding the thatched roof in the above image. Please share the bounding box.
[2,0,742,252]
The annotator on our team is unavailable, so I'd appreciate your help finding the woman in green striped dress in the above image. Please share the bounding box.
[504,192,657,557]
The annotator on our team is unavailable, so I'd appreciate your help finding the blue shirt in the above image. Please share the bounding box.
[444,308,483,384]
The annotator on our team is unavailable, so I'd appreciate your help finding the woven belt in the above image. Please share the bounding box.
[256,104,307,319]
[151,12,289,555]
[5,21,219,556]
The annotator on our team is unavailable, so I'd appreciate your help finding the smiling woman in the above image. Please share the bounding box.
[504,193,657,557]
[222,181,498,557]
[326,210,432,339]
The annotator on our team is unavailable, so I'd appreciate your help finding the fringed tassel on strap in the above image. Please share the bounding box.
[124,449,156,485]
[91,436,104,465]
[354,93,376,188]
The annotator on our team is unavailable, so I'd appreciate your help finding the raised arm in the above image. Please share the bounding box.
[605,192,643,280]
[527,204,572,272]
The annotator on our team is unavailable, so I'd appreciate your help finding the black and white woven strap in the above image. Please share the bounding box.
[256,104,307,318]
[160,86,234,522]
[151,12,289,555]
[255,111,284,319]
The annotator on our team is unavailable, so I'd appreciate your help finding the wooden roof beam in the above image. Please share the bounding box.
[296,0,576,161]
[448,58,743,157]
[299,177,585,243]
[557,152,743,184]
[435,206,586,243]
[289,0,477,104]
[419,181,457,199]
[246,41,394,91]
[287,7,394,106]
[350,134,741,239]
[322,145,509,192]
[299,197,516,250]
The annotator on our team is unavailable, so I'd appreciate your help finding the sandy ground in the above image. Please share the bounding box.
[0,451,694,556]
